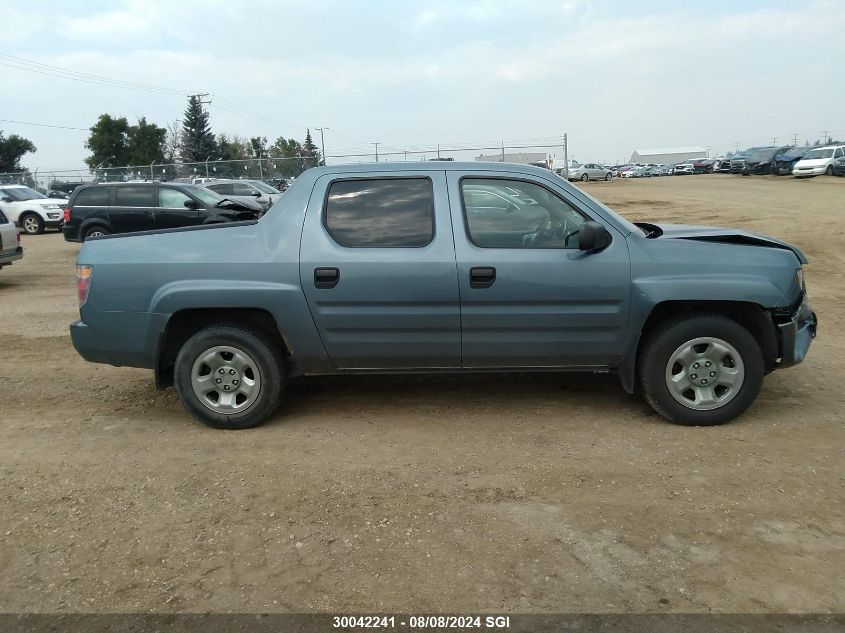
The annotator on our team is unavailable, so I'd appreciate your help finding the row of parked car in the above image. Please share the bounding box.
[555,144,845,182]
[0,177,289,242]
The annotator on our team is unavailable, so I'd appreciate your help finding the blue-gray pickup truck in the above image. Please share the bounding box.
[70,162,816,429]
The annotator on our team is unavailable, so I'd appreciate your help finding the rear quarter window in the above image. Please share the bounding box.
[115,185,154,207]
[324,178,434,248]
[73,187,112,206]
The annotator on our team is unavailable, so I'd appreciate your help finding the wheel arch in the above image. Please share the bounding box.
[155,307,293,389]
[619,300,779,394]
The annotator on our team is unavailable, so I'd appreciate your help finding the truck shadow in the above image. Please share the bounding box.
[277,371,645,423]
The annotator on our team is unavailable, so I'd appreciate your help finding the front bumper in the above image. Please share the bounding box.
[777,296,817,368]
[793,166,826,177]
[0,246,23,266]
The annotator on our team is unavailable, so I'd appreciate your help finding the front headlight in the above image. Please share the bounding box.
[796,268,806,294]
[44,204,61,210]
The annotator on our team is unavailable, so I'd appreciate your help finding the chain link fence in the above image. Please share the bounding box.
[0,142,572,191]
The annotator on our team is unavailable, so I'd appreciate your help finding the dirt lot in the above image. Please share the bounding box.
[0,175,842,614]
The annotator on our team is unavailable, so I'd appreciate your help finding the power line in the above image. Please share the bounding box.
[0,51,313,132]
[0,118,88,131]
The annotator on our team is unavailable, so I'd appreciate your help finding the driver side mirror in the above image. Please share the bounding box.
[184,200,200,209]
[250,191,261,197]
[1,196,12,203]
[578,221,612,251]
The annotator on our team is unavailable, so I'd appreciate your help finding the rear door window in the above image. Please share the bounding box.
[73,187,112,206]
[208,183,234,195]
[324,178,434,248]
[115,186,154,207]
[233,182,258,196]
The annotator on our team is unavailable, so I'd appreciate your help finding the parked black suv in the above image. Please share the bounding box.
[741,146,793,175]
[62,182,262,242]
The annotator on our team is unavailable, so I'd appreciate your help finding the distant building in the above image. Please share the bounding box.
[476,152,550,167]
[629,147,706,164]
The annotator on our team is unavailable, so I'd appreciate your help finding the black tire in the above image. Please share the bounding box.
[605,173,612,181]
[825,165,834,176]
[82,226,110,241]
[580,173,589,182]
[638,315,764,426]
[19,213,44,235]
[174,325,285,429]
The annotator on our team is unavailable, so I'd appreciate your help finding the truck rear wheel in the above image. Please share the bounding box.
[638,315,764,426]
[174,325,285,429]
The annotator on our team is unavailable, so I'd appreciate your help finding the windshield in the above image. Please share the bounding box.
[746,148,780,162]
[803,148,834,160]
[783,147,810,158]
[181,184,225,206]
[567,182,639,236]
[1,186,47,201]
[248,181,279,194]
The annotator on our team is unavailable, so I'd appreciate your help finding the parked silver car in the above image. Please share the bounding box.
[565,163,612,182]
[0,208,23,270]
[199,179,283,211]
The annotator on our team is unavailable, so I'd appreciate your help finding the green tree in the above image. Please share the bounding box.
[267,136,305,178]
[249,136,268,158]
[84,114,130,169]
[127,117,166,165]
[302,129,320,161]
[0,129,37,173]
[180,95,217,163]
[268,136,302,159]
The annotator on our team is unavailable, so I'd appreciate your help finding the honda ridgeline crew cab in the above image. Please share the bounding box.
[69,162,816,430]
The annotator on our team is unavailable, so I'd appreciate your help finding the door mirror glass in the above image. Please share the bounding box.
[578,221,612,251]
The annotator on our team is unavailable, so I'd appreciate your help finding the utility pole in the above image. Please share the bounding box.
[315,127,329,165]
[501,140,505,162]
[404,150,408,161]
[372,142,380,163]
[734,142,740,152]
[771,137,777,146]
[706,145,711,158]
[792,133,799,146]
[437,143,441,159]
[563,133,569,179]
[821,130,831,144]
[188,92,212,109]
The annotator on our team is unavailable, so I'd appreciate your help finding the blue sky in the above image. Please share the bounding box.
[2,0,842,171]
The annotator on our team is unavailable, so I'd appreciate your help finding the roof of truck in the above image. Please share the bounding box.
[311,161,554,175]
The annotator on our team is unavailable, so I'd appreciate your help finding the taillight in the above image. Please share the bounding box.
[77,265,92,307]
[63,207,71,223]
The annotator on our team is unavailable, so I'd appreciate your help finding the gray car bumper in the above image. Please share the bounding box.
[777,297,817,368]
[0,246,23,267]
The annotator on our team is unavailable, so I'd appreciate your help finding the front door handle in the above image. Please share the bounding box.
[314,267,340,289]
[469,266,496,288]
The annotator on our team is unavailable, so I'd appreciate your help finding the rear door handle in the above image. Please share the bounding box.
[469,266,496,288]
[314,267,340,289]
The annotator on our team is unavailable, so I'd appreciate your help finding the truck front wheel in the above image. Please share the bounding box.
[638,315,764,426]
[174,325,285,429]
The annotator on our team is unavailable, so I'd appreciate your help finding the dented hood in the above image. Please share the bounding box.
[645,223,808,264]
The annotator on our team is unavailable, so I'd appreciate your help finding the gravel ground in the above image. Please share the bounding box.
[0,174,842,614]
